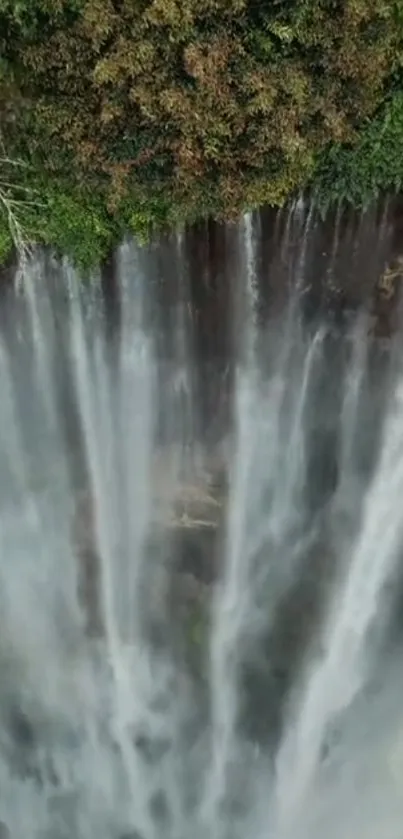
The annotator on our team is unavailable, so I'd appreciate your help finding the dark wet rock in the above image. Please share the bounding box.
[238,533,335,747]
[0,248,17,288]
[369,255,403,341]
[118,830,144,839]
[174,571,209,608]
[133,731,171,765]
[306,427,339,513]
[149,789,170,824]
[72,490,104,638]
[173,522,219,584]
[0,706,41,782]
[9,707,35,748]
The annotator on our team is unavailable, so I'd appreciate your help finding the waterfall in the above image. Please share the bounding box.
[0,201,402,839]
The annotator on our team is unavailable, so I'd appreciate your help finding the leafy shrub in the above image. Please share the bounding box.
[314,91,403,210]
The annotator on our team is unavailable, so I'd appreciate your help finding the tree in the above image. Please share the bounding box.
[0,151,34,266]
[0,0,402,264]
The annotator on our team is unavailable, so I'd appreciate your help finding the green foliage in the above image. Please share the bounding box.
[0,212,13,263]
[314,91,403,210]
[0,0,403,266]
[0,162,118,268]
[32,182,117,268]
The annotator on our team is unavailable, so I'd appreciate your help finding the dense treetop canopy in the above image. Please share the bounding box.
[0,0,402,265]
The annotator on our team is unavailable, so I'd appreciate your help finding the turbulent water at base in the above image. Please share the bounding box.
[1,203,403,839]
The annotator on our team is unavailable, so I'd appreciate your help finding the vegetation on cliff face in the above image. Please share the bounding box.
[314,90,403,210]
[0,0,402,265]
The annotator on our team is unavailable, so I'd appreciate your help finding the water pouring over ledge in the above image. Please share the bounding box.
[1,202,403,839]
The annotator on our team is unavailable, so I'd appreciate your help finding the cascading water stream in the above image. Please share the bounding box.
[273,355,403,839]
[243,212,259,356]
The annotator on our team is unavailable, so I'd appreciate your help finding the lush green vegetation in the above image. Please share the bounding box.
[0,0,402,266]
[314,89,403,210]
